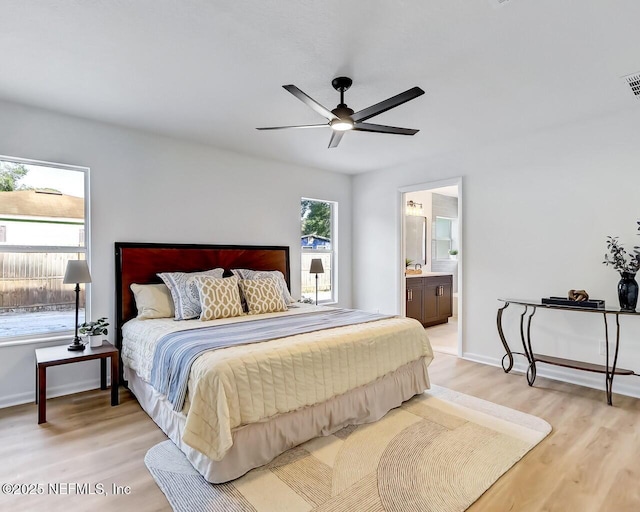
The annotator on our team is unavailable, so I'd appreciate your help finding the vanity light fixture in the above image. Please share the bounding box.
[406,200,424,216]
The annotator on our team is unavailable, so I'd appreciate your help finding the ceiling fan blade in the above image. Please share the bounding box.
[283,85,339,121]
[256,124,327,131]
[352,122,419,135]
[328,131,344,148]
[351,87,425,123]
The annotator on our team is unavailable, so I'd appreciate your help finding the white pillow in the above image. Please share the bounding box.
[130,283,175,320]
[158,268,225,320]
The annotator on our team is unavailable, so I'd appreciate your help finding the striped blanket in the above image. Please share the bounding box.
[150,308,393,411]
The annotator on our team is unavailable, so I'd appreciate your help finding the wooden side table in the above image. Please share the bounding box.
[35,342,119,424]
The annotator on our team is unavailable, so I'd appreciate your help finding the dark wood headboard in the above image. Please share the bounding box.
[114,242,290,381]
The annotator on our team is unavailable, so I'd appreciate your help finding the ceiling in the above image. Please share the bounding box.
[1,1,639,174]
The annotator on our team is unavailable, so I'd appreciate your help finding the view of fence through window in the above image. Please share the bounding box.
[301,198,335,303]
[0,158,87,339]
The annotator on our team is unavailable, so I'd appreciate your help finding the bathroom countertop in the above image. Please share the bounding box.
[405,272,453,278]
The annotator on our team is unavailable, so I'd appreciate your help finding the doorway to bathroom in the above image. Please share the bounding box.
[400,178,462,356]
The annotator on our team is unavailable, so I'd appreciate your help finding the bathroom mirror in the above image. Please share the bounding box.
[405,215,427,266]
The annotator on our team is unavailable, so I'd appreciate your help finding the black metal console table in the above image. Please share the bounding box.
[497,299,638,405]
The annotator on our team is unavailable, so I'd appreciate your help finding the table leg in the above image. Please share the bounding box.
[100,358,107,390]
[497,302,513,372]
[518,306,538,386]
[37,365,46,424]
[604,313,621,406]
[111,355,119,406]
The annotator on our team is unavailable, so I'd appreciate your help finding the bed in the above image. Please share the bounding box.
[115,242,433,483]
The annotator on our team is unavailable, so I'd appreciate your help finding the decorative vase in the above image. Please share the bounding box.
[89,335,103,348]
[618,272,638,311]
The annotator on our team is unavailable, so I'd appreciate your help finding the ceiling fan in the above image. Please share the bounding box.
[257,77,425,148]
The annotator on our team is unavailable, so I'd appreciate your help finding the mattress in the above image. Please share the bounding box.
[122,305,433,462]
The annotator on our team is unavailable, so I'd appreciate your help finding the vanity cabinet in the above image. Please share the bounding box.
[406,275,453,327]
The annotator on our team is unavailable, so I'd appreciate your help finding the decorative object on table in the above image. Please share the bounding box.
[568,289,589,301]
[405,261,422,275]
[448,249,458,260]
[63,260,92,351]
[309,258,324,305]
[603,235,640,311]
[541,296,605,309]
[145,386,550,512]
[79,317,109,348]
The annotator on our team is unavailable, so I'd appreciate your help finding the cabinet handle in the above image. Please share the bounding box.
[408,289,413,301]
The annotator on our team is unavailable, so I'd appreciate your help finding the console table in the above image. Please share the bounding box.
[497,299,638,405]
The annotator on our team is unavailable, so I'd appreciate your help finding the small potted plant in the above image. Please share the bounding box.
[449,249,459,260]
[79,317,109,348]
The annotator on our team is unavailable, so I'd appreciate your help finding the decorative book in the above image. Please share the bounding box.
[542,297,605,309]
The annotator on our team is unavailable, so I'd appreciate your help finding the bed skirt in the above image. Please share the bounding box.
[125,356,430,483]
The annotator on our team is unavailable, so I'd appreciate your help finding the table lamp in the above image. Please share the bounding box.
[63,260,92,351]
[309,258,324,305]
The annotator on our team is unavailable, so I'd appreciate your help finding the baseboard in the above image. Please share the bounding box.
[0,377,108,409]
[462,352,640,400]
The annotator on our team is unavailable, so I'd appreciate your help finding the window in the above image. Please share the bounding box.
[434,216,458,260]
[301,198,337,304]
[0,156,89,340]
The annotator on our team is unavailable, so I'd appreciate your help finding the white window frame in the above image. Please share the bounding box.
[301,197,338,304]
[0,155,91,346]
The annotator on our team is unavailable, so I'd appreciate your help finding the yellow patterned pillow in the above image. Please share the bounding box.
[195,275,244,321]
[239,278,289,315]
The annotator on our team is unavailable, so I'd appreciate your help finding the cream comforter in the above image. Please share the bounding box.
[122,306,433,461]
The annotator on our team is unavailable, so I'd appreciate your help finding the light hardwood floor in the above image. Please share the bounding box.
[1,354,639,511]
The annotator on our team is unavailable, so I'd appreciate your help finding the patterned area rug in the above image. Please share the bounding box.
[145,386,551,512]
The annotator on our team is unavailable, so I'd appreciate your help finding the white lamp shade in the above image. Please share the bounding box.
[63,260,92,284]
[309,258,324,274]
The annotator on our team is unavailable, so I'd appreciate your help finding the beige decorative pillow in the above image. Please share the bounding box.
[239,278,289,315]
[130,283,175,319]
[195,275,244,321]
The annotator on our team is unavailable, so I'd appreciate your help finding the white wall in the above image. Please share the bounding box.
[353,108,640,398]
[0,99,352,408]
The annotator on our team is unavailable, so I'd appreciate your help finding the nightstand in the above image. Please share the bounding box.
[35,342,119,424]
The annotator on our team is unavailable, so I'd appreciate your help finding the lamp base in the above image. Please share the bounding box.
[67,341,85,352]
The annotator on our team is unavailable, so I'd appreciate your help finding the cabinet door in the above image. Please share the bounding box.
[438,281,453,318]
[423,283,440,324]
[406,281,423,323]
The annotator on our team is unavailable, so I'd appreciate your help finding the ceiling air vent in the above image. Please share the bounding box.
[489,0,513,7]
[623,72,640,98]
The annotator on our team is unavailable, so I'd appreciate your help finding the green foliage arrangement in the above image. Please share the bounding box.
[603,235,640,274]
[79,317,109,336]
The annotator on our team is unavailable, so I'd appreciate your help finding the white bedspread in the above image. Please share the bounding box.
[122,306,433,461]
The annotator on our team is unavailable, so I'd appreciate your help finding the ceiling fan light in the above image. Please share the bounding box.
[330,118,354,131]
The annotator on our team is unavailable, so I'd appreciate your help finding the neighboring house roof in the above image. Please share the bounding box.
[301,234,331,242]
[0,190,84,219]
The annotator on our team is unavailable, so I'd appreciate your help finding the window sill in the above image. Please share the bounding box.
[0,333,73,348]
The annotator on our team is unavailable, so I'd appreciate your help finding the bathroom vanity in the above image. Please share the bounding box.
[406,273,453,327]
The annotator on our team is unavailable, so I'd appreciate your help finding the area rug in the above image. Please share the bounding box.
[145,385,551,512]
